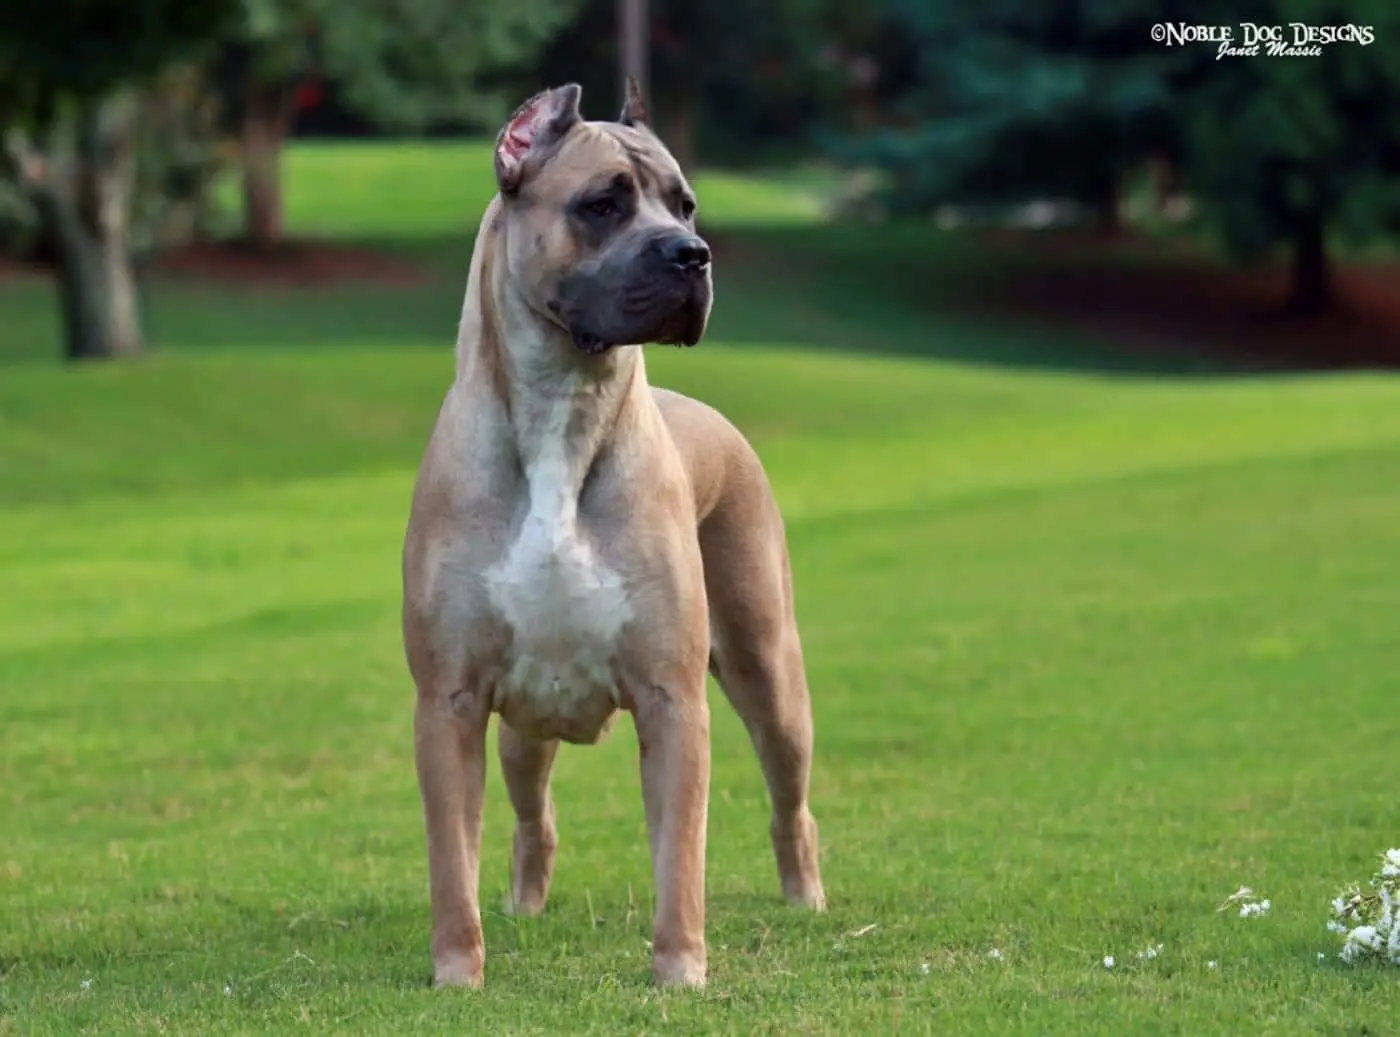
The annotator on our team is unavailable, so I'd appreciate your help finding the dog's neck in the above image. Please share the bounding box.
[456,199,645,523]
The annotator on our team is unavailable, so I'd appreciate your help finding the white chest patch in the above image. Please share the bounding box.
[483,395,632,743]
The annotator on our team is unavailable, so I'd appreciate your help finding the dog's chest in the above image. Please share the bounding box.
[483,446,631,743]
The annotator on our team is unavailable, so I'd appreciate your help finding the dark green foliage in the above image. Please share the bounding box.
[836,0,1177,219]
[0,176,40,258]
[1172,0,1400,311]
[849,0,1400,311]
[217,0,579,247]
[1182,2,1400,266]
[228,0,582,134]
[128,67,231,251]
[0,0,239,111]
[522,0,848,168]
[0,0,240,359]
[326,0,581,131]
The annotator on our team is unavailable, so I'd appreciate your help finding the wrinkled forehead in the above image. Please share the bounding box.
[532,122,688,202]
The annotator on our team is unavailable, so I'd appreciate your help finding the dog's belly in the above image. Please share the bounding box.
[484,518,631,744]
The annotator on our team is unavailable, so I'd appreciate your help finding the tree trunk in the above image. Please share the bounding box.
[27,96,144,360]
[240,82,297,249]
[851,82,879,132]
[1149,153,1180,215]
[656,91,698,173]
[1289,215,1331,317]
[45,208,143,360]
[1094,174,1123,235]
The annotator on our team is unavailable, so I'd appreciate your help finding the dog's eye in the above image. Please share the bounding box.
[584,197,618,217]
[680,197,697,219]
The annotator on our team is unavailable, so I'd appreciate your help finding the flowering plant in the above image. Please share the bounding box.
[1327,849,1400,965]
[1217,885,1271,918]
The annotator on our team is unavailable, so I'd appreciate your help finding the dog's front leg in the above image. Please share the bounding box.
[414,685,489,988]
[635,680,711,987]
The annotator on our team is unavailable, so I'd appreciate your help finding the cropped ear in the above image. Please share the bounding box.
[618,76,648,127]
[494,83,583,194]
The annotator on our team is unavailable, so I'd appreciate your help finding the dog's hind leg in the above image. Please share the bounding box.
[700,471,826,911]
[708,612,826,910]
[499,723,560,916]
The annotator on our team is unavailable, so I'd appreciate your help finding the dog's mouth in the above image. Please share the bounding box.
[561,291,709,356]
[570,327,614,355]
[569,323,697,355]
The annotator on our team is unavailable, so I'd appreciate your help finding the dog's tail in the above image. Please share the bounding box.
[455,195,505,379]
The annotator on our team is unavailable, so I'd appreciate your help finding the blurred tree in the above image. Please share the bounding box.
[218,0,319,249]
[130,65,231,253]
[523,0,847,171]
[0,66,227,265]
[221,0,578,247]
[838,0,1176,231]
[0,0,238,360]
[1181,0,1400,314]
[844,0,1400,315]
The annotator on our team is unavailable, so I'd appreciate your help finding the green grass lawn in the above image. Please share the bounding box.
[2,142,1399,1035]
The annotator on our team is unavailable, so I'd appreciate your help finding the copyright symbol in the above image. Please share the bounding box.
[1150,23,1166,42]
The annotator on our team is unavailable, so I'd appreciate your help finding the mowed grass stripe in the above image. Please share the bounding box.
[6,344,1400,509]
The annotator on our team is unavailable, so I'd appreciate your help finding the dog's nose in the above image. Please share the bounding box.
[663,234,710,273]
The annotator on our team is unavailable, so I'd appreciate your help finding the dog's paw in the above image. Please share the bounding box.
[501,890,548,918]
[432,954,484,990]
[652,951,707,989]
[784,882,827,911]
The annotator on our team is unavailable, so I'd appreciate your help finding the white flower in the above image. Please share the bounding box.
[1221,885,1270,917]
[1103,955,1115,969]
[1328,853,1399,966]
[79,978,92,991]
[1135,943,1163,960]
[1208,960,1218,970]
[1349,926,1382,951]
[1239,899,1271,918]
[224,984,233,996]
[987,948,1003,961]
[1317,952,1327,962]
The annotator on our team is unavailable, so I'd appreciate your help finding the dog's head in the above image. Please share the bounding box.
[491,81,712,355]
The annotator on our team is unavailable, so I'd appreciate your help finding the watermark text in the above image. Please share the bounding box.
[1149,22,1374,58]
